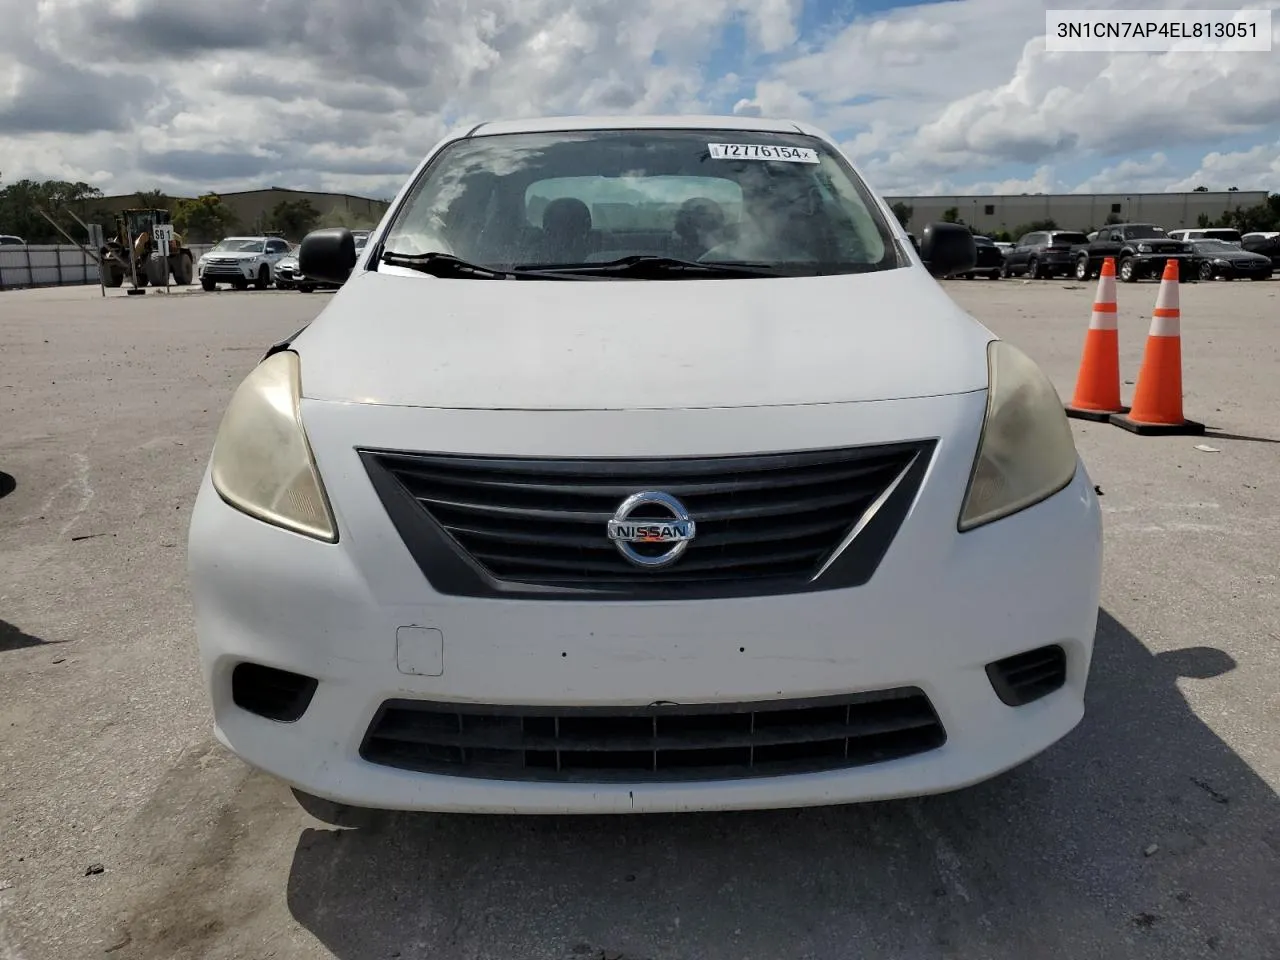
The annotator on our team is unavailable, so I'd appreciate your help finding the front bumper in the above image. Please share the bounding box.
[199,260,258,280]
[1127,253,1199,278]
[187,392,1103,814]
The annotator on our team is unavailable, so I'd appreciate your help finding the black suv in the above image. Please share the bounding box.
[1071,224,1199,283]
[1003,230,1091,279]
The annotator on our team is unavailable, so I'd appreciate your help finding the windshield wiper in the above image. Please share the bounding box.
[513,255,787,279]
[381,251,516,280]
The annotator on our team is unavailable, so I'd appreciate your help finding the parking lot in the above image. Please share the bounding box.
[2,276,1278,960]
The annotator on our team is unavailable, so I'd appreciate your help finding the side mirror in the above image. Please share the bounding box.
[299,228,357,285]
[919,222,977,278]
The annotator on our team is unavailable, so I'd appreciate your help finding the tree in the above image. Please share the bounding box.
[1228,186,1239,192]
[942,206,962,223]
[323,206,382,231]
[889,201,913,228]
[1193,185,1208,192]
[0,177,104,243]
[174,192,239,242]
[1010,218,1057,237]
[266,198,320,239]
[1197,213,1212,228]
[134,189,170,208]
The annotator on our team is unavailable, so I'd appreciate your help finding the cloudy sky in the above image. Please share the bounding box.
[2,0,1278,200]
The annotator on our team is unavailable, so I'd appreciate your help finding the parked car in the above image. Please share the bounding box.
[274,247,301,289]
[956,236,1004,279]
[0,235,25,246]
[1070,223,1199,283]
[1002,229,1091,279]
[197,236,292,291]
[1168,228,1242,245]
[296,230,370,292]
[1191,239,1273,280]
[993,241,1014,257]
[188,113,1101,817]
[1242,232,1280,271]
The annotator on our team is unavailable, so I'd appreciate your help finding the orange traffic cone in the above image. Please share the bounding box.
[1110,259,1205,435]
[1065,257,1127,421]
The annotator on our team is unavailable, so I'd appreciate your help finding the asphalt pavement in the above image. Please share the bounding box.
[1,276,1277,960]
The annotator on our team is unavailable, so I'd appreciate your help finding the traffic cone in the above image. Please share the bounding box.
[1110,259,1205,435]
[1065,257,1126,421]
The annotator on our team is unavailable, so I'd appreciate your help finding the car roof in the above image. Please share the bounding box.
[465,114,815,138]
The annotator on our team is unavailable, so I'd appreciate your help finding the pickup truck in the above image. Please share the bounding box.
[1070,223,1201,283]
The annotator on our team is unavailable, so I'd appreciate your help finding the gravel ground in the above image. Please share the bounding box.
[1,276,1277,960]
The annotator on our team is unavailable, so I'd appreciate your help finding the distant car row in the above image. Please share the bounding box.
[194,230,371,292]
[941,223,1275,283]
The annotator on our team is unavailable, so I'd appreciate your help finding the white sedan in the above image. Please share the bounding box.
[187,114,1102,816]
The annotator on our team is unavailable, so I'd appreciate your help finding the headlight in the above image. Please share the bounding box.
[209,350,337,542]
[958,341,1079,532]
[1137,243,1152,253]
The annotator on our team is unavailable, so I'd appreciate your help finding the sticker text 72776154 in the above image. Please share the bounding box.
[707,143,820,163]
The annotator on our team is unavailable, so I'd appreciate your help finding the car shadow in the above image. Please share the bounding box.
[284,610,1280,960]
[0,618,48,652]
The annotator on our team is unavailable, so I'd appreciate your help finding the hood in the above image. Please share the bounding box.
[204,250,263,260]
[293,267,994,411]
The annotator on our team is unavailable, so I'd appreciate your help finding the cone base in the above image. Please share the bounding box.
[1066,404,1129,423]
[1108,413,1205,436]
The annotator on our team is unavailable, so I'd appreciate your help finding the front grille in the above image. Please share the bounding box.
[986,645,1067,707]
[360,441,933,601]
[360,689,946,783]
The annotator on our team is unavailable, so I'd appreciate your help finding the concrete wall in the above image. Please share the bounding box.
[0,243,217,290]
[883,191,1270,236]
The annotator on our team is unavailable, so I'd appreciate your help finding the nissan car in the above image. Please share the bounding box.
[187,115,1103,816]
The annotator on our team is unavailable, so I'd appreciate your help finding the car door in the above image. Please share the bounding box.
[1008,233,1035,272]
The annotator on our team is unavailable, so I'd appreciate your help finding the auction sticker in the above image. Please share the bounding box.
[708,143,820,163]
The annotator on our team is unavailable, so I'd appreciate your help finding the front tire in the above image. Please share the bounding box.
[1198,261,1214,281]
[1075,256,1091,281]
[1118,257,1137,282]
[201,278,216,291]
[298,284,314,293]
[254,265,270,290]
[145,252,169,287]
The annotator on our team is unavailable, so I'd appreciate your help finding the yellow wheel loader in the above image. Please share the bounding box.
[98,209,195,289]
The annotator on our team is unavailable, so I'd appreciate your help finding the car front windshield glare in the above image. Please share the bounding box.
[1123,226,1166,240]
[211,238,265,253]
[379,129,898,276]
[1197,240,1238,253]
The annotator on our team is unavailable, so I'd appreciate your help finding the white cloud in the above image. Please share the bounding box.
[0,0,1276,201]
[1166,140,1280,192]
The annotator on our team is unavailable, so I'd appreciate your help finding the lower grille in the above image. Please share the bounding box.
[360,689,946,783]
[231,662,318,722]
[986,645,1067,707]
[360,441,934,601]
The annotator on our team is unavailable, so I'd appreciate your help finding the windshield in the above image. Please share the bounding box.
[211,238,265,253]
[1122,225,1165,240]
[1195,240,1242,253]
[379,128,898,277]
